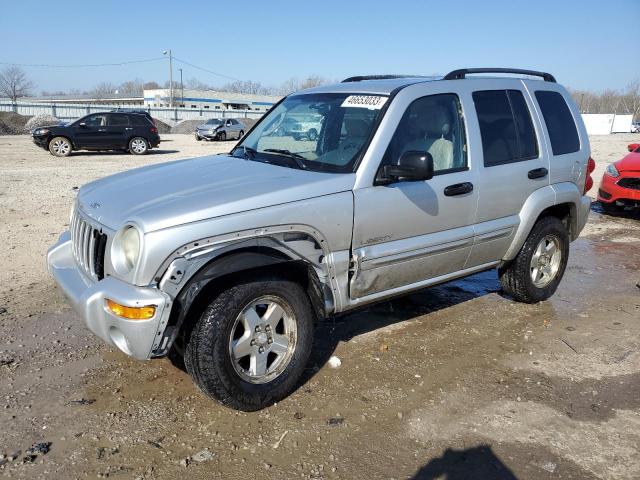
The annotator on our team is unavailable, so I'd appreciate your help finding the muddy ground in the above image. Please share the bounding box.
[0,134,639,479]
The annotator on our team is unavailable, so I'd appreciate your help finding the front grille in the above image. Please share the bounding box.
[70,209,107,280]
[617,177,640,190]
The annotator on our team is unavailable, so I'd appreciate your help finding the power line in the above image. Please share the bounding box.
[173,57,242,82]
[0,57,166,68]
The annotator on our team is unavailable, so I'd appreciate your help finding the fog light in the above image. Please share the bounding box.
[105,299,156,320]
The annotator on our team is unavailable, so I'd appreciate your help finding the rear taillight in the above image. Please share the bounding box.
[150,126,158,134]
[584,156,596,194]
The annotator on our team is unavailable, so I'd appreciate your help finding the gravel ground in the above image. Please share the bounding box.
[0,133,639,479]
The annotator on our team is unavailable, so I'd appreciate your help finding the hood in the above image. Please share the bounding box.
[615,152,640,172]
[78,155,356,232]
[197,123,221,130]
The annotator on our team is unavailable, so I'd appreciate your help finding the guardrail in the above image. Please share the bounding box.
[0,102,265,125]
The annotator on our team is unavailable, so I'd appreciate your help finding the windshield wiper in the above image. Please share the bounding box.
[263,149,308,170]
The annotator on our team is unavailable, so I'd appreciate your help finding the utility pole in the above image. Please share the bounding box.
[163,49,173,108]
[179,68,184,106]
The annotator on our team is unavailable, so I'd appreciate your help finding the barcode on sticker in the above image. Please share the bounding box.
[341,95,388,109]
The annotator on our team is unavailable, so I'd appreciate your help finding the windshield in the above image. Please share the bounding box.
[233,92,388,173]
[206,119,223,125]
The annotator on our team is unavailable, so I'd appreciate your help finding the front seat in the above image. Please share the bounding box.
[403,105,454,171]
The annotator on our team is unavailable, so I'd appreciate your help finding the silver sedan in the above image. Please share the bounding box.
[195,118,245,141]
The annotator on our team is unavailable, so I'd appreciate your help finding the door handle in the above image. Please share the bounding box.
[528,167,548,179]
[98,128,107,132]
[125,127,133,130]
[444,182,474,196]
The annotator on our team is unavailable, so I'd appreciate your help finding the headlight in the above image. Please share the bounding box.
[34,128,50,135]
[605,163,619,177]
[111,225,141,275]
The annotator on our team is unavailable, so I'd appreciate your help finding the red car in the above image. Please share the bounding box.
[598,142,640,212]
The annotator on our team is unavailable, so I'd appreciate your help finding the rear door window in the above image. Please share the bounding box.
[108,114,130,126]
[473,90,538,166]
[534,91,580,155]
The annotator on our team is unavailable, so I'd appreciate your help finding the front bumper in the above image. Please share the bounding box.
[47,231,171,360]
[196,130,220,140]
[32,135,49,149]
[598,172,640,206]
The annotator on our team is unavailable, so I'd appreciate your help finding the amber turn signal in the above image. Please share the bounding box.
[105,299,156,320]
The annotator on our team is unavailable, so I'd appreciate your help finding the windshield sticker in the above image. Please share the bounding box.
[341,95,388,110]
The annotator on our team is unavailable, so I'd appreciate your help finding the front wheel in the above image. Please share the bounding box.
[238,130,244,139]
[307,128,318,141]
[48,137,72,157]
[218,131,226,141]
[184,277,314,411]
[129,137,149,155]
[499,216,569,303]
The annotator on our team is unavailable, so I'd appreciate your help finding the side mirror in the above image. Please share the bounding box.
[628,143,639,152]
[381,151,434,183]
[78,122,87,128]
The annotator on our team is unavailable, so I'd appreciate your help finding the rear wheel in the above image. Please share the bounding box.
[499,216,569,303]
[48,137,72,157]
[129,137,149,155]
[184,277,314,411]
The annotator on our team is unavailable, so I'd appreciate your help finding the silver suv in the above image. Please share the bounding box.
[48,68,594,411]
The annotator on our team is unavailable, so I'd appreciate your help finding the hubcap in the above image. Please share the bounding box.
[228,295,297,384]
[52,139,70,155]
[530,235,562,288]
[131,139,146,153]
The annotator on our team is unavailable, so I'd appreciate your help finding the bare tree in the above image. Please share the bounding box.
[620,79,640,120]
[300,75,328,90]
[90,82,117,99]
[143,81,160,90]
[118,79,144,97]
[185,77,211,90]
[0,66,34,102]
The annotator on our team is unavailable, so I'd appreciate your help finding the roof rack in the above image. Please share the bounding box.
[341,75,424,83]
[443,68,556,83]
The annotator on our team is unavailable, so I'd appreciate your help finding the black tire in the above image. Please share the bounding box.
[600,201,622,215]
[128,137,149,155]
[195,133,202,141]
[238,130,244,139]
[499,216,569,304]
[293,134,301,141]
[218,131,226,141]
[307,128,318,141]
[184,276,314,411]
[48,136,72,157]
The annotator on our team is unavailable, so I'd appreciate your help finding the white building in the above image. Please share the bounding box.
[143,89,280,112]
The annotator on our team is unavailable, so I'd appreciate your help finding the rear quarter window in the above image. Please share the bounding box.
[534,91,580,156]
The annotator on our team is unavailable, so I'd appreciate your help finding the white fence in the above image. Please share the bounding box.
[0,102,265,125]
[582,113,634,135]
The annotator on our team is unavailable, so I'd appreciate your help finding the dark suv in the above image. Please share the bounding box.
[32,112,160,157]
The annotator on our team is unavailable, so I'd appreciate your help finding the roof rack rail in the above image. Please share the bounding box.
[341,74,423,83]
[443,68,556,83]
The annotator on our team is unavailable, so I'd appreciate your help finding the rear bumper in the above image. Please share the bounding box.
[576,195,591,237]
[598,172,640,204]
[47,231,171,360]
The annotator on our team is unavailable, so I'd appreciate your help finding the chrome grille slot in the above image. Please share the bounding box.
[70,208,108,281]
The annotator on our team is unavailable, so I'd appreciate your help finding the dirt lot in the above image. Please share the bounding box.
[0,134,639,479]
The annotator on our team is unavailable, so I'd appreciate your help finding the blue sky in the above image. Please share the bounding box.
[1,0,638,93]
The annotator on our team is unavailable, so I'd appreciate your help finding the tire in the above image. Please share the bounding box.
[218,131,226,141]
[238,130,244,139]
[48,137,72,157]
[184,276,314,411]
[293,134,301,141]
[600,201,622,215]
[128,137,149,155]
[307,128,318,141]
[195,133,202,141]
[499,216,569,304]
